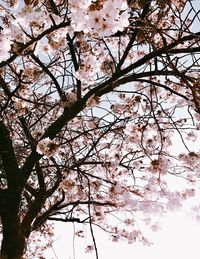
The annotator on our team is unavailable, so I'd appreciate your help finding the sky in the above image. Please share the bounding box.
[44,115,200,259]
[41,121,200,259]
[44,205,200,259]
[48,211,200,259]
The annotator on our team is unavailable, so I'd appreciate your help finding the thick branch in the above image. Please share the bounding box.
[121,31,200,75]
[32,192,65,230]
[0,20,70,69]
[0,121,20,189]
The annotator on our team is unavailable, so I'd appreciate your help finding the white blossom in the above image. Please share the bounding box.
[36,137,59,157]
[59,91,77,108]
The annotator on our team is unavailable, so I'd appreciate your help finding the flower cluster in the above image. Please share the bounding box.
[59,91,77,108]
[0,33,11,62]
[70,0,130,37]
[36,137,59,157]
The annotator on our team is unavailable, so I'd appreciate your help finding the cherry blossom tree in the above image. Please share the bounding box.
[0,0,200,258]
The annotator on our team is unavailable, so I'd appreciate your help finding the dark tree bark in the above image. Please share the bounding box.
[0,192,26,259]
[0,122,26,258]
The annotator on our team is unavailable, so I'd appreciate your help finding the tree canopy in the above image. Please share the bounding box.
[0,0,200,258]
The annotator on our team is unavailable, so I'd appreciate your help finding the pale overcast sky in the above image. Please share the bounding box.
[44,208,200,259]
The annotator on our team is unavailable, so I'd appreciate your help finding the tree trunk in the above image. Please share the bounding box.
[0,223,26,259]
[0,191,26,259]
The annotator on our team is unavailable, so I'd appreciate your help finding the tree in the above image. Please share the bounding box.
[0,0,200,258]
